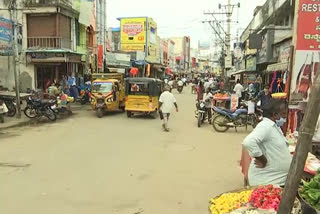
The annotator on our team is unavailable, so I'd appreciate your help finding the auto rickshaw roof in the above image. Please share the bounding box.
[93,79,119,83]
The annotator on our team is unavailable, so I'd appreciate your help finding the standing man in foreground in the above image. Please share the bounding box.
[243,99,291,186]
[159,86,178,132]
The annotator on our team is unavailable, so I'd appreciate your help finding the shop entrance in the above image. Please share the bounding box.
[36,64,66,90]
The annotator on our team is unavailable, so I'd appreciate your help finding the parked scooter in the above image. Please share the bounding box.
[0,96,16,117]
[24,96,56,121]
[50,94,74,117]
[212,106,248,132]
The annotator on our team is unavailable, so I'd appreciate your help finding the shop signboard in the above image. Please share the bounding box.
[279,41,291,63]
[246,56,256,71]
[290,0,320,102]
[120,17,146,52]
[106,52,131,67]
[27,52,66,63]
[225,54,232,68]
[0,16,13,56]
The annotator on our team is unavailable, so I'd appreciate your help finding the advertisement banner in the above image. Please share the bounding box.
[0,16,13,56]
[121,18,146,45]
[290,0,320,102]
[97,45,103,69]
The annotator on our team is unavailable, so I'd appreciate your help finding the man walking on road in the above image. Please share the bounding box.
[159,86,178,132]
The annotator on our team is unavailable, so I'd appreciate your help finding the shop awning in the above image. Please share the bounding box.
[266,62,289,72]
[231,70,255,76]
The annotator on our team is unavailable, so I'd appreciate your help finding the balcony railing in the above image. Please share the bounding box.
[24,0,72,8]
[27,37,72,50]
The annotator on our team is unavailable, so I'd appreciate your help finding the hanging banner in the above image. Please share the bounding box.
[290,0,320,102]
[97,45,103,69]
[0,16,13,56]
[74,0,94,26]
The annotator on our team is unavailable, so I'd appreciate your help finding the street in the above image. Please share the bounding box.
[0,89,249,214]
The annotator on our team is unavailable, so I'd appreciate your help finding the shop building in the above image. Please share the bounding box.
[170,36,191,72]
[118,17,162,78]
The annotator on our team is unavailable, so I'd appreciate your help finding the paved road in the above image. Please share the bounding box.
[0,87,251,214]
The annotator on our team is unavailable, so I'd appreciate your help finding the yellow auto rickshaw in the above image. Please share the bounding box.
[125,78,163,118]
[91,73,125,118]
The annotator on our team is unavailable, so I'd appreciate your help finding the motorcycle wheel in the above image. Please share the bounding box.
[249,115,258,128]
[6,104,16,117]
[97,108,104,118]
[127,111,132,118]
[24,106,37,118]
[80,98,87,105]
[197,113,202,127]
[212,115,230,132]
[45,108,57,121]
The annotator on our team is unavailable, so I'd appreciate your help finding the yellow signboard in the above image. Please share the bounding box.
[121,44,145,52]
[121,17,146,45]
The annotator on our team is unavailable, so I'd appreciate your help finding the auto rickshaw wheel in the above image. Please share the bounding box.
[97,108,104,118]
[127,111,132,118]
[151,111,158,119]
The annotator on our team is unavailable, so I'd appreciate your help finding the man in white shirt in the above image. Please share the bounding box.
[234,79,244,104]
[159,86,179,132]
[202,88,213,123]
[177,79,184,87]
[243,100,291,186]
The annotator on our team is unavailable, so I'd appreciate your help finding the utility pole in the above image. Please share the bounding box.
[204,1,240,77]
[8,0,21,118]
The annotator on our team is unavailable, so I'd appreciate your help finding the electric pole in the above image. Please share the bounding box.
[8,0,21,118]
[204,1,240,77]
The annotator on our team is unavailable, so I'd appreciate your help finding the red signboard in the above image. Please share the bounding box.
[296,0,320,50]
[98,45,103,69]
[123,24,143,36]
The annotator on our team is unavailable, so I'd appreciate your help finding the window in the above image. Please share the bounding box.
[75,19,80,46]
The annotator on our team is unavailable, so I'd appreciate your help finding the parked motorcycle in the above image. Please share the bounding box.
[0,100,8,123]
[195,101,207,127]
[50,97,73,117]
[241,100,263,128]
[0,96,16,117]
[24,96,56,121]
[212,106,248,132]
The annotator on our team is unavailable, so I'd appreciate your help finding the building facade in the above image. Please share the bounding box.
[170,36,190,72]
[0,0,107,91]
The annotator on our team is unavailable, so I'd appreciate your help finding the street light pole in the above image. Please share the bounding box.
[9,0,21,118]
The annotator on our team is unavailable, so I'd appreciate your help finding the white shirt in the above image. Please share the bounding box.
[313,116,320,142]
[159,91,177,113]
[177,80,184,87]
[204,81,211,90]
[203,92,213,108]
[234,83,244,98]
[243,118,292,186]
[168,80,174,86]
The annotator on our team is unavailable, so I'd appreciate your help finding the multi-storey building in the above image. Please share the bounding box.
[0,0,107,91]
[170,36,191,72]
